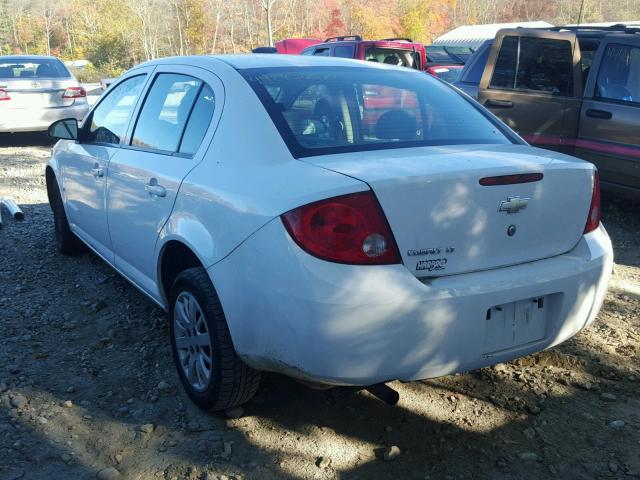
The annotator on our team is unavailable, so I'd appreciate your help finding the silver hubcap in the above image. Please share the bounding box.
[173,292,213,392]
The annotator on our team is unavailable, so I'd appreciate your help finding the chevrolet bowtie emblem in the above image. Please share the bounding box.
[498,196,529,214]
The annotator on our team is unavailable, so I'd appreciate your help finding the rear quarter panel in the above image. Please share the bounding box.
[158,61,367,269]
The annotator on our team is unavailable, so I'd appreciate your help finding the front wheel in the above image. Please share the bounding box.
[169,267,260,411]
[50,179,86,255]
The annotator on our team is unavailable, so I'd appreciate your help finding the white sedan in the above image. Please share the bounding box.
[0,55,89,133]
[46,54,613,411]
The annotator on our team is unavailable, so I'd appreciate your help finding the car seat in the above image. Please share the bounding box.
[36,63,60,78]
[375,110,418,141]
[0,67,14,78]
[599,83,633,102]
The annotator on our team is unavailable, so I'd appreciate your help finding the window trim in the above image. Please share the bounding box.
[592,42,640,108]
[81,73,149,148]
[240,66,521,159]
[127,72,205,156]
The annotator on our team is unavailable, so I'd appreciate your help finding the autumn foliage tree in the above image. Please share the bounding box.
[1,0,639,77]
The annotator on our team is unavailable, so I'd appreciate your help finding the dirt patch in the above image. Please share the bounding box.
[1,137,638,480]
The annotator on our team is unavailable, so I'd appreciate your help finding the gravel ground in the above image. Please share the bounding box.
[1,133,639,480]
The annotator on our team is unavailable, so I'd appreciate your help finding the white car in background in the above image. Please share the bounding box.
[0,55,89,133]
[45,55,612,411]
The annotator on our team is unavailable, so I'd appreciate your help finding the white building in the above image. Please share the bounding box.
[432,21,553,50]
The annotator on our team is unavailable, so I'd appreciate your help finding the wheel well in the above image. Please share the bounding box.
[159,241,203,305]
[45,166,56,210]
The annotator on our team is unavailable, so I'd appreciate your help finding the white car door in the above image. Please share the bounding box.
[106,65,223,300]
[60,72,150,261]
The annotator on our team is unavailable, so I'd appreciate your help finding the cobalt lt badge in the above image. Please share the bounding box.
[498,196,529,214]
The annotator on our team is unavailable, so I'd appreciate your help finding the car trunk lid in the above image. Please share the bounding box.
[303,144,594,277]
[0,78,77,109]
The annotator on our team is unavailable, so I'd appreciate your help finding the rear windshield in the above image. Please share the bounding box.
[242,67,513,158]
[365,48,420,69]
[0,58,71,79]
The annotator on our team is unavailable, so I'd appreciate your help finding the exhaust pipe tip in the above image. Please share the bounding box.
[1,198,24,221]
[364,383,400,406]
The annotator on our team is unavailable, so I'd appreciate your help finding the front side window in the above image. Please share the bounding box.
[313,48,330,56]
[596,44,640,104]
[131,73,202,152]
[0,57,71,79]
[490,36,574,96]
[85,75,147,145]
[333,46,355,59]
[242,67,513,158]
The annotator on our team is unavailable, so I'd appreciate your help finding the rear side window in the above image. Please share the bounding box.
[0,57,70,79]
[242,67,513,158]
[86,75,147,145]
[333,46,354,58]
[179,85,215,155]
[131,74,202,152]
[490,36,574,96]
[596,44,640,104]
[313,48,330,56]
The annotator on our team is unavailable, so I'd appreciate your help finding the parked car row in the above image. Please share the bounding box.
[455,24,640,195]
[255,36,466,82]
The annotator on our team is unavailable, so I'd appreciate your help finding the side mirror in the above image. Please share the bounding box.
[48,118,78,141]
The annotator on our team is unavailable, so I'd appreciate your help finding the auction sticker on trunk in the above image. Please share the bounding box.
[416,258,447,271]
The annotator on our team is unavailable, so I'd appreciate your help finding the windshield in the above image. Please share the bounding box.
[242,67,513,158]
[0,58,71,79]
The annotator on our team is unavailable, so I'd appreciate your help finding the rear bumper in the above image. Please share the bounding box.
[0,102,89,133]
[209,220,613,386]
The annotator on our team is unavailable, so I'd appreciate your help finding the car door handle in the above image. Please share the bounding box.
[485,99,514,108]
[145,182,166,197]
[586,109,612,119]
[91,165,104,178]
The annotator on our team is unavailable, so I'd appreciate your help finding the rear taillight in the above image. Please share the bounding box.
[584,170,601,234]
[0,89,10,101]
[281,191,401,265]
[62,87,86,99]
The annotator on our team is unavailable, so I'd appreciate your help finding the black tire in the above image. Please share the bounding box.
[169,267,260,411]
[50,179,87,255]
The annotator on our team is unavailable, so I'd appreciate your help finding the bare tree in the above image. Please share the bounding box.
[261,0,277,46]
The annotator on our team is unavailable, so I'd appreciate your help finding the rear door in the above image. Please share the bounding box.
[478,29,583,155]
[106,65,223,300]
[577,36,640,191]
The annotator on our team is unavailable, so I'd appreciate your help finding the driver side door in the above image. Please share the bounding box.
[60,71,151,261]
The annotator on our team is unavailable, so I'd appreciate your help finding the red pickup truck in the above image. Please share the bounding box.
[300,36,428,71]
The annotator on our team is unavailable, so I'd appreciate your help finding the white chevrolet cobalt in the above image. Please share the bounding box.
[46,55,613,411]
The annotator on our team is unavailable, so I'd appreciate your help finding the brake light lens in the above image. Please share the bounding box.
[281,191,401,265]
[584,170,601,234]
[0,89,10,101]
[62,87,86,99]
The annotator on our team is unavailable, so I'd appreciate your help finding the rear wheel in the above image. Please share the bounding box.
[50,179,86,255]
[169,267,260,411]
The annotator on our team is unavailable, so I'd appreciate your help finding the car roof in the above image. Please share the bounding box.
[142,54,415,71]
[0,55,61,61]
